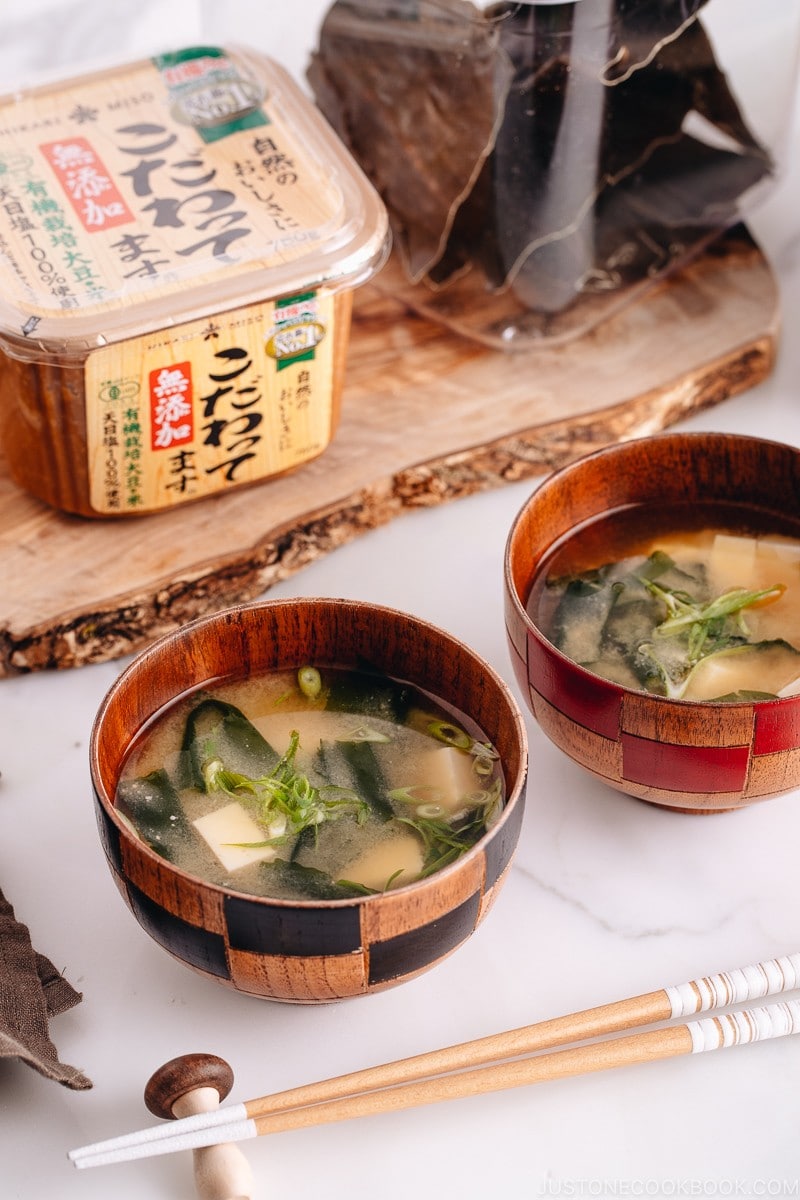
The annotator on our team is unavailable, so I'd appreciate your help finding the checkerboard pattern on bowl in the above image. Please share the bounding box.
[91,598,528,1001]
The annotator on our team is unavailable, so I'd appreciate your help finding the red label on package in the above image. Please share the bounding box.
[40,137,134,232]
[149,362,194,451]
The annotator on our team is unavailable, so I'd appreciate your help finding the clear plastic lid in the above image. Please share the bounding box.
[0,45,390,362]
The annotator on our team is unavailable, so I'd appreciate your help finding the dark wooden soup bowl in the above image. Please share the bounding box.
[504,431,800,814]
[91,598,528,1002]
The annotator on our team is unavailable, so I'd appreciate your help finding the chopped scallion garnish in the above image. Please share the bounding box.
[203,730,369,842]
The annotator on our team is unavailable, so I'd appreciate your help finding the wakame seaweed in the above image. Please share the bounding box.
[116,768,191,863]
[257,858,367,901]
[544,546,800,701]
[321,663,416,723]
[314,738,395,821]
[179,697,280,791]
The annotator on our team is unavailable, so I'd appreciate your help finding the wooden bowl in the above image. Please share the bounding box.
[90,598,528,1002]
[504,432,800,813]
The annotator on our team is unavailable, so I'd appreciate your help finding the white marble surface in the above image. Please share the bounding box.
[3,6,800,1199]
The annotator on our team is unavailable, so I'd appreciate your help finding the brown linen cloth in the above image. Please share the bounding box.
[0,886,92,1089]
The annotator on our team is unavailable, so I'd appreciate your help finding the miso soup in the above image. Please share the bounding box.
[116,665,504,900]
[527,501,800,702]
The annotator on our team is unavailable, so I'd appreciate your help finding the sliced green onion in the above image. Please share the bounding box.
[297,666,322,699]
[203,731,369,837]
[470,741,500,776]
[415,803,445,818]
[336,725,391,743]
[383,868,406,890]
[427,719,471,749]
[388,785,443,806]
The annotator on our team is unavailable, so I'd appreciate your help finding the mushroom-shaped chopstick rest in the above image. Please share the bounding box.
[145,1054,254,1200]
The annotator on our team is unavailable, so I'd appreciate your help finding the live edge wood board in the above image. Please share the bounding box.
[0,227,780,676]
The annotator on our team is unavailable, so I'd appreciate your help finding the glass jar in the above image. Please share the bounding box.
[309,0,800,348]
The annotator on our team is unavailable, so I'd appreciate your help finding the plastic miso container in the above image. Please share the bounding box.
[0,45,390,516]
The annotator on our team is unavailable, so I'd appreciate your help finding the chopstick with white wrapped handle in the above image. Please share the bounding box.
[69,952,800,1169]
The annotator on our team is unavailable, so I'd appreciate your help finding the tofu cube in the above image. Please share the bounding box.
[708,533,757,594]
[409,745,479,813]
[339,832,425,891]
[193,802,277,873]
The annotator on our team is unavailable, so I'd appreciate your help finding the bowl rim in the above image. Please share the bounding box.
[503,429,800,714]
[91,595,529,910]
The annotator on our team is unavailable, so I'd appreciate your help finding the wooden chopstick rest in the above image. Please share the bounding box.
[145,1053,254,1200]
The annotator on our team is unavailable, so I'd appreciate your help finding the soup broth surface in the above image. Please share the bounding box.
[117,666,504,900]
[527,502,800,702]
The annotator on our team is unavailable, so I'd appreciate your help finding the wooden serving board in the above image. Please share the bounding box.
[0,227,779,676]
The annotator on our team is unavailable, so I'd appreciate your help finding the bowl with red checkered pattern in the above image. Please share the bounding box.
[504,431,800,813]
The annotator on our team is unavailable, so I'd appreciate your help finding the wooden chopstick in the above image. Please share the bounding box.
[252,1000,800,1137]
[69,951,800,1169]
[73,999,800,1166]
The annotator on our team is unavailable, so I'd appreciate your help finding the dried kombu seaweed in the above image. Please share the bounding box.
[490,0,616,310]
[309,0,771,315]
[492,1,771,307]
[308,0,512,281]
